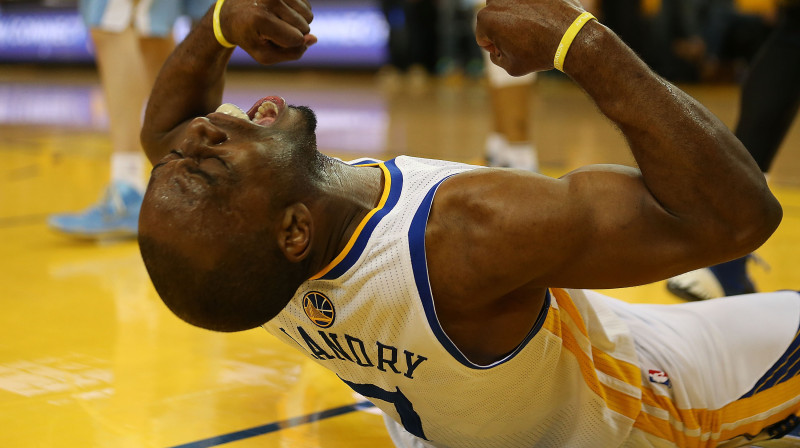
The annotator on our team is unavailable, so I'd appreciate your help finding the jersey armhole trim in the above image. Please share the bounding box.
[408,176,551,370]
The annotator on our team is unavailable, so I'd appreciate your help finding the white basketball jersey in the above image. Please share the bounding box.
[262,156,643,447]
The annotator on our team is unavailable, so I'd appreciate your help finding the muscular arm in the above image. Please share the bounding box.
[551,21,781,283]
[451,1,781,290]
[140,0,315,164]
[425,2,781,361]
[565,23,777,246]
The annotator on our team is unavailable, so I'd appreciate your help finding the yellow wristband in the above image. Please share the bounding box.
[553,11,596,72]
[213,0,236,48]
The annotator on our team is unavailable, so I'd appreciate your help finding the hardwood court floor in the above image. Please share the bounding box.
[1,66,799,447]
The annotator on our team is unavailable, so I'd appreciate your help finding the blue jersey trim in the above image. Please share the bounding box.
[316,158,403,280]
[408,176,551,369]
[740,319,800,398]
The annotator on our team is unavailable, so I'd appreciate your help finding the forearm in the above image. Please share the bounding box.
[565,22,781,251]
[140,8,233,164]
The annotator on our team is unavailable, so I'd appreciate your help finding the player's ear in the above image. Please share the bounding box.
[276,203,312,262]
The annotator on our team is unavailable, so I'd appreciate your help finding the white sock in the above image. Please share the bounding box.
[505,142,539,173]
[110,152,146,192]
[485,132,508,166]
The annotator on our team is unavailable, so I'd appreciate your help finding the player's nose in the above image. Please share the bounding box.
[185,117,228,146]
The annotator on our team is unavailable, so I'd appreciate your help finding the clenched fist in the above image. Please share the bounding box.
[475,0,585,76]
[216,0,317,65]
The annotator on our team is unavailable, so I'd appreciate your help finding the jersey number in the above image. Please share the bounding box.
[340,378,428,440]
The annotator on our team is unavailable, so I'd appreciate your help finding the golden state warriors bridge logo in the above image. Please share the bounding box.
[303,291,335,328]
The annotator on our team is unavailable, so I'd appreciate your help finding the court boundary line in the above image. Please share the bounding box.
[168,400,376,448]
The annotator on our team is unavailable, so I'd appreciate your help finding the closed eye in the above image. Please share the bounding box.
[208,155,229,170]
[151,150,183,173]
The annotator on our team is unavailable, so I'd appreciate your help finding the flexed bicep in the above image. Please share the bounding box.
[426,166,728,299]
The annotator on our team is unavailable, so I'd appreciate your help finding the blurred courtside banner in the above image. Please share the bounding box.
[0,1,388,67]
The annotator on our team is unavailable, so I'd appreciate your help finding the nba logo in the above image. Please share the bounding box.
[648,369,672,388]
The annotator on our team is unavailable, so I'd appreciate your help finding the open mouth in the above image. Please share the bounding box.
[214,96,287,126]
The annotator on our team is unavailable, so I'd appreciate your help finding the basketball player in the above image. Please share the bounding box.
[482,51,539,171]
[48,0,214,239]
[137,0,800,446]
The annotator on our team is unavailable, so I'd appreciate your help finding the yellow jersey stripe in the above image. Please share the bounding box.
[551,288,589,338]
[552,289,642,387]
[636,374,800,445]
[592,347,642,390]
[641,388,702,431]
[633,412,697,447]
[559,316,641,420]
[549,288,642,420]
[552,288,640,388]
[603,382,642,420]
[559,320,600,395]
[550,290,800,444]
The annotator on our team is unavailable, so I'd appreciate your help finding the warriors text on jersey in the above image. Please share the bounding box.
[263,156,800,448]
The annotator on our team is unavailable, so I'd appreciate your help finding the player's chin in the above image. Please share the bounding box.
[502,61,538,78]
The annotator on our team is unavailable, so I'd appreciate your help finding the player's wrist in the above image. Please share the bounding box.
[559,20,617,79]
[559,21,653,118]
[553,12,596,72]
[213,0,236,48]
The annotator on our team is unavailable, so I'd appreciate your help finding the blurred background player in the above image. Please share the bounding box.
[469,0,538,171]
[482,57,538,171]
[48,0,214,239]
[667,0,800,300]
[377,0,438,90]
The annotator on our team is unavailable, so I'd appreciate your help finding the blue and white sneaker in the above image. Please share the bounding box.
[48,181,143,239]
[666,255,762,301]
